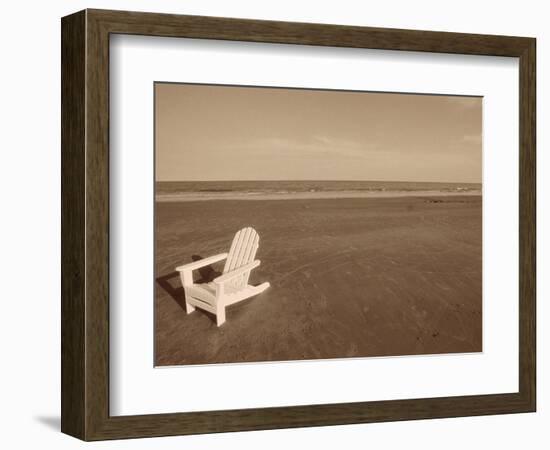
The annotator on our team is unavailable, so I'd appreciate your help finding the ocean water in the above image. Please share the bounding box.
[156,180,481,196]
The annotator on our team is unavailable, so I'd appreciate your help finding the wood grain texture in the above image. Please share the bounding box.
[60,8,537,441]
[61,10,86,439]
[84,9,111,440]
[89,8,532,56]
[518,39,536,409]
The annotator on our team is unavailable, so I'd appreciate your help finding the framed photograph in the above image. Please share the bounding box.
[61,9,536,440]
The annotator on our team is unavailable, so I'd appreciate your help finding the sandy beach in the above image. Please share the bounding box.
[154,194,482,366]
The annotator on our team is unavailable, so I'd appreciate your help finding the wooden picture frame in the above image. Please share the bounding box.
[61,9,536,441]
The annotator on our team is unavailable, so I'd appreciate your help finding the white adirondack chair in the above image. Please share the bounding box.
[176,227,270,326]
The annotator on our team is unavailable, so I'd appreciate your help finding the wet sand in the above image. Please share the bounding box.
[155,195,482,366]
[156,189,481,202]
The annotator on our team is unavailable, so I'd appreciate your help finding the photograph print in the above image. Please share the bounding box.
[154,83,482,367]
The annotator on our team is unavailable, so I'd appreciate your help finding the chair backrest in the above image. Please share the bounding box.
[223,227,260,290]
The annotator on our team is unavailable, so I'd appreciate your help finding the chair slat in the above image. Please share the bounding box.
[231,227,250,271]
[241,233,259,286]
[224,228,246,272]
[223,227,259,289]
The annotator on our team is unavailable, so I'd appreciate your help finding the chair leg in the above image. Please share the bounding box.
[185,300,195,314]
[181,276,196,314]
[216,305,226,327]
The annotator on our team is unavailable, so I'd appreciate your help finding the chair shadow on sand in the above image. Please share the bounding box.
[155,255,221,323]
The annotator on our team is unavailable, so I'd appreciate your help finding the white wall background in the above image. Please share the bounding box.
[0,0,546,448]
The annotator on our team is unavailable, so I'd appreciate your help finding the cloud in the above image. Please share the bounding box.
[224,135,379,160]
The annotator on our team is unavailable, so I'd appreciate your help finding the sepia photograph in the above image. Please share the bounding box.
[154,82,482,366]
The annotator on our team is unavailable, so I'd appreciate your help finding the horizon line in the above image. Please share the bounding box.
[156,179,482,184]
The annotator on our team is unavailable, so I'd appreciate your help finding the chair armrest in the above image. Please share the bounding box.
[175,253,228,272]
[213,260,261,285]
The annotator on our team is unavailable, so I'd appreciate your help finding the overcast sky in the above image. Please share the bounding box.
[155,83,481,183]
